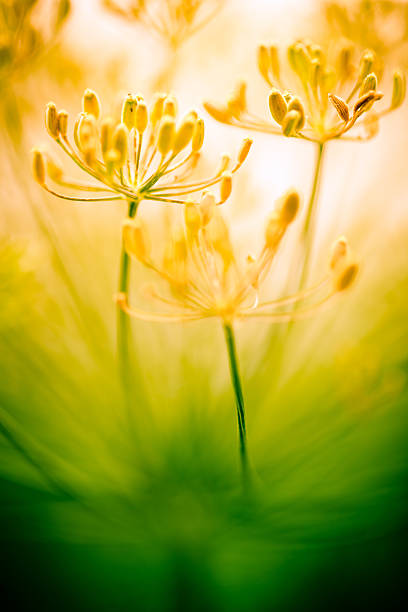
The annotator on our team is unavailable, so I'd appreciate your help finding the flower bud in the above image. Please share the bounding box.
[32,149,46,185]
[200,191,216,226]
[113,123,128,167]
[173,116,195,154]
[135,100,148,133]
[335,261,358,292]
[391,71,406,109]
[237,138,252,165]
[330,236,348,270]
[269,89,287,125]
[282,110,302,136]
[192,119,204,151]
[360,72,377,96]
[150,93,166,126]
[82,89,101,119]
[257,44,271,83]
[329,93,349,122]
[121,94,138,130]
[123,218,149,262]
[219,172,232,203]
[57,110,68,138]
[157,116,176,156]
[45,102,59,138]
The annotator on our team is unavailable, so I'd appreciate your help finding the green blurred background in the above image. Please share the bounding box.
[1,0,408,609]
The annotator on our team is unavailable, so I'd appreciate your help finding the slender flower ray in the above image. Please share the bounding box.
[117,190,358,484]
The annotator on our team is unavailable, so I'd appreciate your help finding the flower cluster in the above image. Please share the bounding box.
[102,0,224,49]
[117,190,358,323]
[32,89,251,207]
[204,40,405,143]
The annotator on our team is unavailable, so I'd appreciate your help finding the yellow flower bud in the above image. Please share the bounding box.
[279,190,300,225]
[150,93,166,126]
[57,110,68,138]
[329,93,349,122]
[113,123,129,167]
[281,110,302,136]
[123,218,149,262]
[237,138,252,165]
[157,116,176,156]
[135,100,148,133]
[192,118,204,151]
[121,94,138,130]
[200,191,216,226]
[269,89,287,125]
[219,171,232,202]
[82,89,101,119]
[173,115,195,154]
[391,71,406,109]
[32,149,46,185]
[45,102,59,138]
[257,44,271,83]
[360,72,377,96]
[335,261,358,292]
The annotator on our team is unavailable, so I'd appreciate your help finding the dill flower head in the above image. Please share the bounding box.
[102,0,224,49]
[204,40,406,144]
[117,190,358,323]
[0,0,70,83]
[32,89,251,206]
[325,1,408,61]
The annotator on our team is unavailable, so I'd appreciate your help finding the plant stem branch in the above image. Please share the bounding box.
[223,321,249,485]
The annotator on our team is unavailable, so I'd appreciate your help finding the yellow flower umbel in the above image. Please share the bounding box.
[204,40,404,291]
[117,189,358,482]
[102,0,224,49]
[33,88,251,402]
[205,41,404,144]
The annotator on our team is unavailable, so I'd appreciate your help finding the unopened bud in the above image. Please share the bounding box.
[279,190,300,225]
[32,149,46,185]
[391,71,406,109]
[237,138,252,165]
[200,191,216,226]
[282,110,302,136]
[121,94,138,130]
[192,119,204,151]
[113,123,128,167]
[360,72,377,96]
[269,89,287,124]
[123,218,149,262]
[329,93,349,122]
[157,116,176,156]
[82,89,101,119]
[45,102,59,138]
[220,172,232,202]
[173,116,195,154]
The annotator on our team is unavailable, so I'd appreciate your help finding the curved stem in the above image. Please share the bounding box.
[298,141,326,291]
[117,199,139,413]
[223,322,249,486]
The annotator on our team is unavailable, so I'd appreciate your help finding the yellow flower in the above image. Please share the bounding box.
[33,89,251,207]
[102,0,224,49]
[204,40,405,144]
[117,190,358,323]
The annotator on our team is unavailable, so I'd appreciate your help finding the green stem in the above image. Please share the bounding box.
[298,141,326,291]
[117,199,139,404]
[223,321,249,484]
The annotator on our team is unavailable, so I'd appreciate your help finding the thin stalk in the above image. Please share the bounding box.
[117,199,139,412]
[223,321,249,486]
[297,141,326,291]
